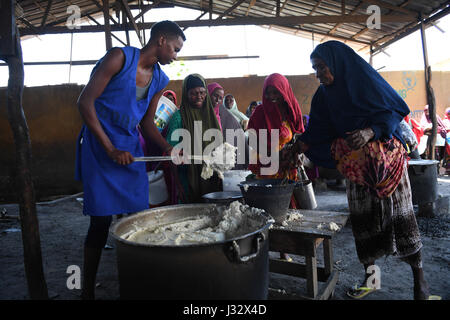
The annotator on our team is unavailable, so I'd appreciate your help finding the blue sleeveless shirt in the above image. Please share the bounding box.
[75,47,169,216]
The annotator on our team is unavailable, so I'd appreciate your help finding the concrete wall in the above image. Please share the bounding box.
[0,85,84,201]
[166,70,450,120]
[1,71,449,201]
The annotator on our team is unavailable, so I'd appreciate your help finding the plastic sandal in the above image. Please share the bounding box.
[280,253,293,262]
[346,284,378,299]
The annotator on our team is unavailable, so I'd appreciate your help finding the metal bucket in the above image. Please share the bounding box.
[407,159,438,205]
[109,204,273,300]
[293,180,317,210]
[238,179,295,223]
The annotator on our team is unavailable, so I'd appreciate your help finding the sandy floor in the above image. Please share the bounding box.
[0,177,449,300]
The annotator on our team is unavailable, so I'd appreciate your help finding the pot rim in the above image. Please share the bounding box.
[237,179,296,188]
[109,203,274,248]
[202,191,243,201]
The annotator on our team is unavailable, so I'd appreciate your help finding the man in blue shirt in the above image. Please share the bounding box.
[76,20,185,300]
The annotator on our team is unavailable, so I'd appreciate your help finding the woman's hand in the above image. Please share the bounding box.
[108,148,134,165]
[280,144,294,166]
[279,144,295,170]
[279,137,309,169]
[242,120,249,130]
[345,128,374,150]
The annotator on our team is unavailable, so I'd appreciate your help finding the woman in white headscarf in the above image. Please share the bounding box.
[223,94,249,130]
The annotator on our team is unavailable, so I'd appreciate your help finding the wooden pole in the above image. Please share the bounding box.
[420,14,437,160]
[122,7,130,46]
[2,23,49,299]
[103,0,113,50]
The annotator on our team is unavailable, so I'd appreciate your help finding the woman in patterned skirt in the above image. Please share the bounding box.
[291,41,437,300]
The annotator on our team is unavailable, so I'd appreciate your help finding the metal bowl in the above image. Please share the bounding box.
[202,191,243,205]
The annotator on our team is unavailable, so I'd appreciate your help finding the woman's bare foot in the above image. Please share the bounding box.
[413,271,430,300]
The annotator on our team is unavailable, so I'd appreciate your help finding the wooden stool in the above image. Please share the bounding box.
[269,209,349,300]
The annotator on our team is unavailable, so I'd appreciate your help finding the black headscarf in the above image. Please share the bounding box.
[179,74,222,203]
[300,41,410,168]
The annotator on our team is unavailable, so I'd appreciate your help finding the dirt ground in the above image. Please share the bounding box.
[1,176,449,301]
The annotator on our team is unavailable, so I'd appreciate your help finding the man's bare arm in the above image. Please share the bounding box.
[77,48,133,165]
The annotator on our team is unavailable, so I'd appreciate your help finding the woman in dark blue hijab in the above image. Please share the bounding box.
[292,41,435,300]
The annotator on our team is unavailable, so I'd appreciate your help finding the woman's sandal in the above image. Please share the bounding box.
[346,284,378,299]
[280,253,293,262]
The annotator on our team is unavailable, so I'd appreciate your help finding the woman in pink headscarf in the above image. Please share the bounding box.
[207,82,249,170]
[443,107,450,130]
[207,82,223,131]
[420,105,447,137]
[442,107,450,174]
[163,90,178,106]
[421,105,448,161]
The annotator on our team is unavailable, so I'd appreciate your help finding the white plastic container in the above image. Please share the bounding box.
[154,95,178,131]
[148,170,168,205]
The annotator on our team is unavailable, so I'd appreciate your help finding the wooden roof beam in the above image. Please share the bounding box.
[183,11,208,31]
[308,0,323,16]
[350,26,370,39]
[360,0,422,52]
[86,13,127,46]
[32,0,58,25]
[274,0,289,16]
[133,0,162,21]
[18,13,418,36]
[103,0,113,50]
[368,3,450,54]
[349,0,413,41]
[280,0,289,13]
[361,0,417,17]
[329,1,365,34]
[119,0,144,46]
[209,0,213,19]
[267,24,370,45]
[40,0,53,27]
[245,0,257,16]
[90,0,119,24]
[217,0,248,19]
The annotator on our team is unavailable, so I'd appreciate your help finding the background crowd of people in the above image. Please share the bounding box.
[75,20,442,300]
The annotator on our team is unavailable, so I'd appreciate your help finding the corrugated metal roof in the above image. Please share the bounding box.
[15,0,450,53]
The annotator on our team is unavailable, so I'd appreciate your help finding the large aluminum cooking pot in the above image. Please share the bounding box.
[109,203,273,300]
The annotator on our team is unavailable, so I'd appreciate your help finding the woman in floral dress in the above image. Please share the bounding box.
[292,41,436,300]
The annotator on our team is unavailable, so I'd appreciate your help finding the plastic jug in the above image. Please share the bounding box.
[148,170,168,205]
[154,95,178,131]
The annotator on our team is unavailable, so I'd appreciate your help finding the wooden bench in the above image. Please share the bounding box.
[269,209,349,300]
